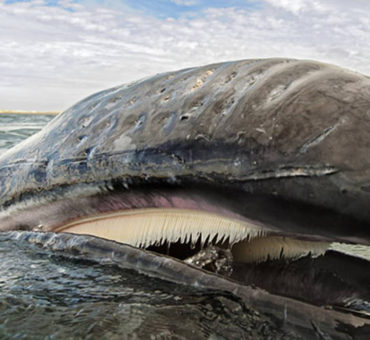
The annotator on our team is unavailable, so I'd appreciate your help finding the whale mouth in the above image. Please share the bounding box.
[1,182,370,314]
[55,205,370,314]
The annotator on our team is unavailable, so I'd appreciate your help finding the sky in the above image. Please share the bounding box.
[1,0,369,111]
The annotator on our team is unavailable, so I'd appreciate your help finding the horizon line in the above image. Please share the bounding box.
[0,110,60,115]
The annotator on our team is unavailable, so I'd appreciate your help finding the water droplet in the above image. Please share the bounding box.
[33,224,44,231]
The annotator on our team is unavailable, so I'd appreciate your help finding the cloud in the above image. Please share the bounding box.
[0,0,369,111]
[263,0,327,14]
[170,0,199,6]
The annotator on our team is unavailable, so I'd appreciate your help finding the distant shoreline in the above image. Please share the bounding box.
[0,110,60,115]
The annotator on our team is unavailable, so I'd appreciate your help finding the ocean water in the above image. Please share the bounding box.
[1,231,296,340]
[0,114,54,155]
[0,114,369,339]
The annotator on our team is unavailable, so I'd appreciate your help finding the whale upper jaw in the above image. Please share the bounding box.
[1,58,370,246]
[0,181,365,260]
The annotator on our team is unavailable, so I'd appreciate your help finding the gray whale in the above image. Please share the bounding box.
[0,58,370,338]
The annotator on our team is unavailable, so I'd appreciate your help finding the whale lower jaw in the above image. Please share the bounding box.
[43,204,370,318]
[57,207,330,264]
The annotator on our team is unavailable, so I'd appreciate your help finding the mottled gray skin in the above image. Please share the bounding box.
[0,58,370,244]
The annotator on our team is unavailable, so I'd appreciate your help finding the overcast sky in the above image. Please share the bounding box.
[1,0,369,111]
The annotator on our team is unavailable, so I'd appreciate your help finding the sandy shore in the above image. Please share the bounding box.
[0,110,60,115]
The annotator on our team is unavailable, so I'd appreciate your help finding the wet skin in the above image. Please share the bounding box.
[0,58,370,338]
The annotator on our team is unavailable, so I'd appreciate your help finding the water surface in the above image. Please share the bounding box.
[0,114,54,155]
[0,231,296,339]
